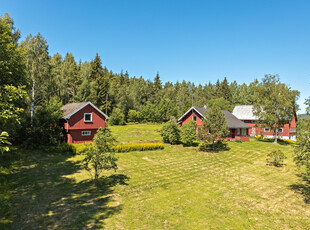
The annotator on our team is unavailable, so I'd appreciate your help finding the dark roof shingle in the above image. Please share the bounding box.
[191,107,250,129]
[61,102,88,118]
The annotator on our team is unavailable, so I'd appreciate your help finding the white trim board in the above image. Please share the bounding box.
[177,107,206,122]
[64,101,109,120]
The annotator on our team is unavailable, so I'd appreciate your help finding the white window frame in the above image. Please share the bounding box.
[264,128,270,132]
[278,128,283,133]
[193,116,197,122]
[84,113,92,122]
[242,128,247,136]
[81,130,91,136]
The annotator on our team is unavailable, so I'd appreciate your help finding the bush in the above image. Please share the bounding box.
[198,140,228,152]
[160,120,180,145]
[74,142,94,154]
[266,150,286,167]
[235,139,242,143]
[114,142,164,152]
[109,108,126,125]
[59,142,76,154]
[180,121,197,146]
[128,110,141,123]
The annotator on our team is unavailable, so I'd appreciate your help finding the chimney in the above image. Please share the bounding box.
[204,105,207,109]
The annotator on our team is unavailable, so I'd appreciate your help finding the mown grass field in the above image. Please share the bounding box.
[1,124,310,229]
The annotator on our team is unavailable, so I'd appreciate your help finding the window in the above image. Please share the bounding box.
[236,129,240,135]
[264,128,270,132]
[84,113,92,122]
[81,130,91,136]
[278,128,283,133]
[242,128,247,136]
[193,116,197,121]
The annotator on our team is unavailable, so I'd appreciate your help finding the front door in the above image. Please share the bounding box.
[231,129,236,138]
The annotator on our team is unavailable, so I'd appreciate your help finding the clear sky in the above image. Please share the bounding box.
[2,0,310,113]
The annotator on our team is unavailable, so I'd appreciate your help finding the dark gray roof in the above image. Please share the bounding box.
[61,102,88,118]
[180,106,250,129]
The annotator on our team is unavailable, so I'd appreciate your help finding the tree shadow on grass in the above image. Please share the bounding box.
[1,151,129,229]
[289,174,310,204]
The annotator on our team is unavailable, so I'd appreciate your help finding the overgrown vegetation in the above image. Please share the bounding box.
[114,142,164,152]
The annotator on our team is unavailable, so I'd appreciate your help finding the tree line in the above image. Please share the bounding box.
[0,13,304,147]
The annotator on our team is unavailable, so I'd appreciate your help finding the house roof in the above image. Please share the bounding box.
[232,105,259,120]
[178,107,250,129]
[61,101,109,119]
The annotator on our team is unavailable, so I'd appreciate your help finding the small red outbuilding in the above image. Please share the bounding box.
[61,102,109,144]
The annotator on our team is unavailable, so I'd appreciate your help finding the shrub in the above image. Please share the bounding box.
[235,139,242,143]
[128,110,141,123]
[73,142,93,154]
[59,142,76,154]
[109,108,126,125]
[160,120,180,145]
[180,120,197,146]
[266,150,286,167]
[198,140,228,152]
[114,142,164,152]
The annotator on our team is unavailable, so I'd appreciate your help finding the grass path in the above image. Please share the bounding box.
[1,124,310,229]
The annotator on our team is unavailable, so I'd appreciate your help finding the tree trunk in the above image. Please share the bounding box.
[274,123,278,143]
[31,78,35,127]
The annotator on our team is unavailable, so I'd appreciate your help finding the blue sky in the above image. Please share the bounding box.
[2,0,310,113]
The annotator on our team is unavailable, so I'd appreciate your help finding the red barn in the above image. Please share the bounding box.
[232,105,297,141]
[178,106,251,142]
[61,102,108,144]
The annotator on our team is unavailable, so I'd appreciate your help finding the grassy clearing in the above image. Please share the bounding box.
[109,123,162,142]
[1,124,310,229]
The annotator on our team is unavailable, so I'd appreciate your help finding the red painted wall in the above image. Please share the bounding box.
[63,104,106,144]
[68,129,98,144]
[181,109,204,126]
[180,109,249,142]
[244,115,297,137]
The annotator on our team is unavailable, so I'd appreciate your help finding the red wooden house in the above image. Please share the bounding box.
[61,102,109,144]
[178,106,251,142]
[232,105,297,141]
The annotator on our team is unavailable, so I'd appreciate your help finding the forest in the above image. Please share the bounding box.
[0,13,302,147]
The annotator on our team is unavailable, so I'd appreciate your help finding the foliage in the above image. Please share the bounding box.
[83,128,118,182]
[23,97,63,148]
[74,142,94,154]
[160,120,180,145]
[198,140,228,152]
[59,142,76,154]
[207,97,233,112]
[0,132,11,154]
[180,120,197,146]
[114,142,164,152]
[128,109,141,123]
[266,150,286,167]
[198,106,228,150]
[294,119,310,180]
[109,108,126,125]
[253,75,299,143]
[305,96,310,115]
[235,139,242,143]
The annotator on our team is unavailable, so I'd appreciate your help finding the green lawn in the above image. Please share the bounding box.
[1,124,310,229]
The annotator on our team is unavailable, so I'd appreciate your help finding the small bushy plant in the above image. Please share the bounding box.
[180,120,197,146]
[59,142,76,154]
[235,139,242,143]
[160,120,180,145]
[198,140,228,152]
[266,150,286,167]
[114,142,164,152]
[109,108,126,125]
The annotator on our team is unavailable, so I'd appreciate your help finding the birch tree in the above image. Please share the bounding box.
[20,33,49,126]
[253,75,299,143]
